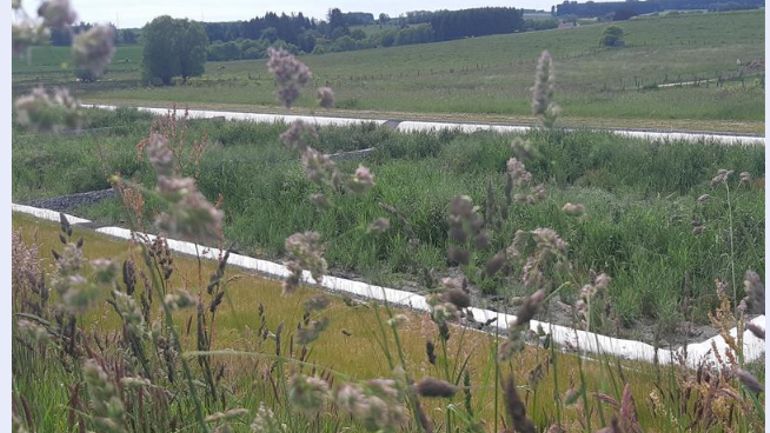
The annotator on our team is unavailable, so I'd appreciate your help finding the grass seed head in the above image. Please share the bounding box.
[562,202,586,217]
[288,374,330,416]
[415,377,458,398]
[296,317,329,345]
[72,24,116,79]
[283,231,327,294]
[14,86,81,131]
[387,314,408,328]
[502,375,536,433]
[250,402,280,433]
[280,120,317,153]
[367,217,390,234]
[145,133,174,176]
[442,288,471,309]
[205,408,249,423]
[711,168,734,187]
[348,165,375,194]
[734,368,763,394]
[12,21,50,56]
[531,50,560,128]
[83,359,128,433]
[739,270,764,314]
[164,289,196,310]
[317,86,335,108]
[37,0,76,29]
[739,171,752,186]
[267,47,312,108]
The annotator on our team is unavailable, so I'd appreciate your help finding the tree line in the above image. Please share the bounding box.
[429,7,524,40]
[82,7,534,85]
[202,7,526,61]
[556,0,763,17]
[50,22,139,46]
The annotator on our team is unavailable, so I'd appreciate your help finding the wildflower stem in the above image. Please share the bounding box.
[440,336,452,433]
[371,301,396,371]
[142,243,209,433]
[574,331,592,431]
[494,321,500,433]
[549,324,563,428]
[383,300,428,433]
[724,181,737,313]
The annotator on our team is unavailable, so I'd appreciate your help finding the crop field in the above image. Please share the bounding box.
[12,10,765,133]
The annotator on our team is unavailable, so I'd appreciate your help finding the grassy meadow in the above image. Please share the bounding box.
[12,108,764,338]
[12,10,765,133]
[11,211,765,433]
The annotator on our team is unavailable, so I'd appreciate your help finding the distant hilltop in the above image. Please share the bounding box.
[555,0,763,17]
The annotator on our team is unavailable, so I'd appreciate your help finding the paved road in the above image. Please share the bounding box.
[93,104,765,146]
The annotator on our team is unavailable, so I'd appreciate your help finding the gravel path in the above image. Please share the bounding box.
[28,188,115,211]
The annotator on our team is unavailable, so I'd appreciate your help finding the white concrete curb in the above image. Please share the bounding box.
[92,104,765,146]
[13,203,765,369]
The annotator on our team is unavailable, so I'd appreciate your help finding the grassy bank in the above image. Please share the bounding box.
[12,108,764,338]
[12,212,765,433]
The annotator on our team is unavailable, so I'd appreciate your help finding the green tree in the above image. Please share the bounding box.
[178,21,208,82]
[600,25,625,47]
[350,29,367,40]
[261,27,278,42]
[142,16,208,85]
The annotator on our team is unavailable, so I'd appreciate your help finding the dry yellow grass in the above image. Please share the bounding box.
[13,211,684,431]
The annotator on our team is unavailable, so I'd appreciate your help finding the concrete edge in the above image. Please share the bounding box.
[93,104,765,146]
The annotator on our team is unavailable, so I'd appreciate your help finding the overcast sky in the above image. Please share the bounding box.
[29,0,566,28]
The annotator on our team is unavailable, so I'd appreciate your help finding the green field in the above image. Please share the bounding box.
[12,108,764,340]
[12,10,765,133]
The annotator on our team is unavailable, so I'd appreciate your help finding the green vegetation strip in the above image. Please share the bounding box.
[12,108,764,340]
